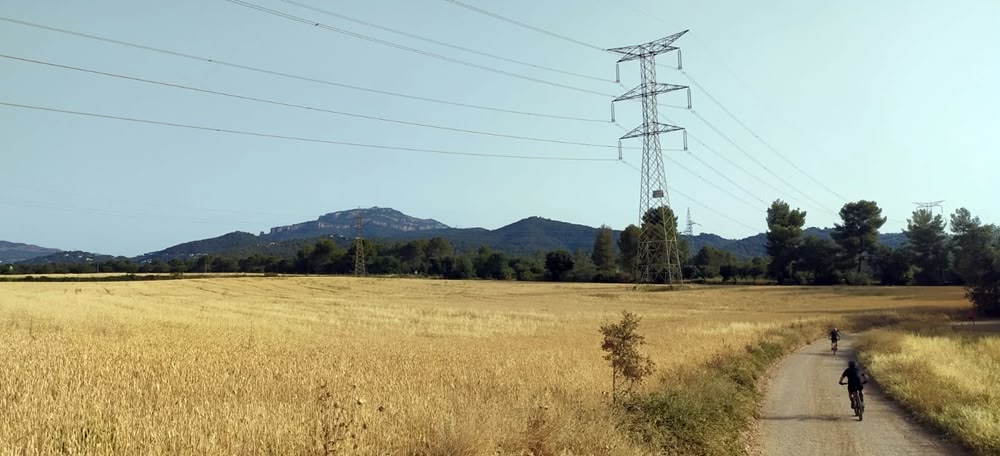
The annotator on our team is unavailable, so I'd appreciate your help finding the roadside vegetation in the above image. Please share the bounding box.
[858,325,1000,455]
[626,323,824,455]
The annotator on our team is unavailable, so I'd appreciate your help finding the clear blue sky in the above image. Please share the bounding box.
[2,0,997,256]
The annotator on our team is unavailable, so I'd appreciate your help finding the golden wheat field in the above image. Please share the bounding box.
[859,325,1000,454]
[0,277,967,455]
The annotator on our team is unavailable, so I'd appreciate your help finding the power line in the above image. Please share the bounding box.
[619,160,761,233]
[653,117,770,207]
[275,0,611,83]
[687,126,827,212]
[683,150,769,206]
[0,16,609,123]
[441,0,607,52]
[661,152,761,210]
[679,69,849,202]
[0,101,620,162]
[682,30,849,202]
[222,0,617,97]
[612,121,762,209]
[1,54,634,151]
[681,127,806,207]
[688,109,839,216]
[647,47,849,206]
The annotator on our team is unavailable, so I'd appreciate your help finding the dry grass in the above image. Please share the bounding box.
[858,325,1000,455]
[0,278,966,455]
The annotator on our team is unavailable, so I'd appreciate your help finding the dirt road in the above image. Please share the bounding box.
[756,335,966,455]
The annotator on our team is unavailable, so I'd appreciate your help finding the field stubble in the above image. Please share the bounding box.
[0,278,965,455]
[858,324,1000,454]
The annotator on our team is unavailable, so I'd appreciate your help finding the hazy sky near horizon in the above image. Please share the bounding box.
[2,0,997,256]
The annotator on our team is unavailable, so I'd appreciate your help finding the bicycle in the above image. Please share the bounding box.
[839,381,864,421]
[831,339,839,355]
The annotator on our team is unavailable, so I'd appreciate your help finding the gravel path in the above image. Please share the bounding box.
[756,334,967,455]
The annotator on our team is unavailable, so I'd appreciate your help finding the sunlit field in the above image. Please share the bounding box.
[0,278,966,455]
[859,326,1000,455]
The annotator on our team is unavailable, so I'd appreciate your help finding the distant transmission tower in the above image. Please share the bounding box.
[610,31,690,285]
[684,208,701,237]
[353,210,367,276]
[913,200,945,218]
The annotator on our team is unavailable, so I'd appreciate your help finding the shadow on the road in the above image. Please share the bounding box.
[797,352,860,360]
[761,414,847,422]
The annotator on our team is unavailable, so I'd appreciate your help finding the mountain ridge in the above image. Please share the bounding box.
[8,207,907,264]
[0,241,62,263]
[266,207,449,241]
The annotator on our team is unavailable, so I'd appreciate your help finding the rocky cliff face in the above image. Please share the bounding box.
[267,207,450,239]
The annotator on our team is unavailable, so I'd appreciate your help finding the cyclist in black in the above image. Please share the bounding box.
[839,360,868,409]
[830,327,841,351]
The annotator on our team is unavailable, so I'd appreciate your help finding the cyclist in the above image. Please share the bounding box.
[830,327,841,352]
[839,360,868,410]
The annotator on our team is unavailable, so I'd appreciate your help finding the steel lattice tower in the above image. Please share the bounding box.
[353,210,367,277]
[913,200,945,218]
[685,208,700,237]
[610,31,690,285]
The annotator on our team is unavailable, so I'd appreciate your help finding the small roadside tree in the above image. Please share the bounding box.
[599,311,655,403]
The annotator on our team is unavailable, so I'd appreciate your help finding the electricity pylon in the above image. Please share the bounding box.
[913,200,945,218]
[610,30,690,285]
[353,210,366,276]
[684,208,701,237]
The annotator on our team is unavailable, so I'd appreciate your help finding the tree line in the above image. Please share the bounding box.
[764,199,998,315]
[4,199,997,315]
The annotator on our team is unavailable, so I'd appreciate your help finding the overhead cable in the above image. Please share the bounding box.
[441,0,608,52]
[0,101,619,162]
[680,69,849,202]
[0,54,631,150]
[222,0,616,97]
[0,16,609,123]
[619,160,761,233]
[689,109,839,216]
[276,0,612,83]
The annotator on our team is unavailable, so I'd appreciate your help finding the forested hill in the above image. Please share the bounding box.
[132,232,322,264]
[0,241,61,263]
[129,209,908,263]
